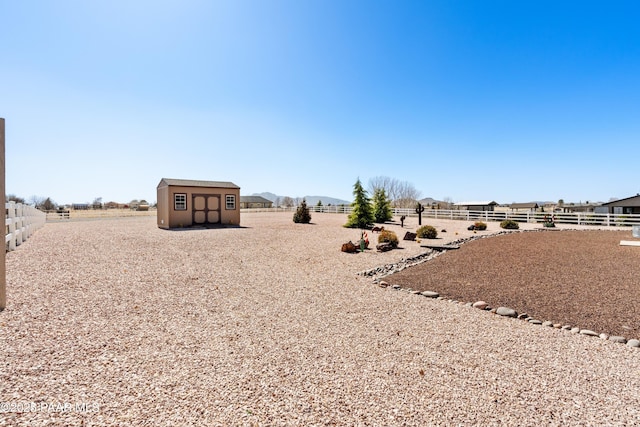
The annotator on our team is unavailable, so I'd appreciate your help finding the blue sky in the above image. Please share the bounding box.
[2,1,639,205]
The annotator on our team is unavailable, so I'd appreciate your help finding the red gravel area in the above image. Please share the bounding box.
[385,230,640,338]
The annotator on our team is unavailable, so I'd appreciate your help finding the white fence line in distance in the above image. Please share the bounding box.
[241,206,640,227]
[6,202,47,251]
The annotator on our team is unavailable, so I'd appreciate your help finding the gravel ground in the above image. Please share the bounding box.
[1,212,640,426]
[385,229,640,338]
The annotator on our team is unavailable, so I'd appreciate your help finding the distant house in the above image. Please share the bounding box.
[104,201,121,209]
[595,194,640,215]
[509,202,539,212]
[156,178,241,229]
[240,196,273,209]
[453,201,498,211]
[559,202,599,213]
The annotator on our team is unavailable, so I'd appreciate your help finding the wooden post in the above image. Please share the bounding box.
[1,118,5,310]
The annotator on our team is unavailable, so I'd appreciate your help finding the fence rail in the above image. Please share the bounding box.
[6,202,47,251]
[241,206,640,226]
[45,208,156,221]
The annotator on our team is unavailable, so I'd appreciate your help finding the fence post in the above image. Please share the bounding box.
[7,202,15,251]
[16,203,23,246]
[1,118,5,310]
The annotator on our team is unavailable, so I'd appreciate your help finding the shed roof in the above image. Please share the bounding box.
[158,178,240,189]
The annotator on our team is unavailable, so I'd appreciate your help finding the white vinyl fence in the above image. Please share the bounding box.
[242,206,640,227]
[5,202,47,251]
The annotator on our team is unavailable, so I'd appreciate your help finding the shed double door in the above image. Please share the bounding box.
[192,194,221,225]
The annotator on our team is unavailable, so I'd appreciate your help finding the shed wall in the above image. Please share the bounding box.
[157,185,240,228]
[157,185,170,229]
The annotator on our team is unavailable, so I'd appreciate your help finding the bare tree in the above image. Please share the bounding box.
[282,196,294,208]
[367,176,421,208]
[92,197,103,210]
[29,195,45,207]
[6,194,25,204]
[28,196,56,211]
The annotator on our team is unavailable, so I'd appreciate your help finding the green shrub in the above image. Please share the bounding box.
[344,179,375,229]
[293,199,312,224]
[500,220,519,230]
[474,221,487,230]
[378,230,399,248]
[416,225,438,239]
[372,188,393,224]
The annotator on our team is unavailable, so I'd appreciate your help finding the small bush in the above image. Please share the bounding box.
[416,225,438,239]
[293,199,312,224]
[500,220,519,230]
[474,221,487,230]
[377,230,399,248]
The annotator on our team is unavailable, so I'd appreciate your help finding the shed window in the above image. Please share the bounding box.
[226,195,236,210]
[174,194,187,210]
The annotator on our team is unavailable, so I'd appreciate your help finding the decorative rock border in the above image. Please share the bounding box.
[361,229,640,349]
[358,232,516,280]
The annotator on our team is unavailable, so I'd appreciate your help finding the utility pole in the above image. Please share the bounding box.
[1,118,5,310]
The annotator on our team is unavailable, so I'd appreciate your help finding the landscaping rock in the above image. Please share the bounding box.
[496,307,517,318]
[542,321,553,327]
[341,241,357,253]
[472,301,488,310]
[376,242,394,252]
[529,319,543,325]
[403,232,417,241]
[580,330,599,337]
[421,291,439,298]
[608,336,627,344]
[627,339,640,348]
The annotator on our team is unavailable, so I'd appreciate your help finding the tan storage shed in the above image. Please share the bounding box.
[157,178,241,229]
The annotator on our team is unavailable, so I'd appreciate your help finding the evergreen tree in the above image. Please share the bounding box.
[372,188,393,223]
[293,198,312,223]
[344,178,374,228]
[41,197,56,211]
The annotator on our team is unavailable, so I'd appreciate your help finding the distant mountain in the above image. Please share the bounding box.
[419,197,443,205]
[251,192,351,206]
[252,192,279,202]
